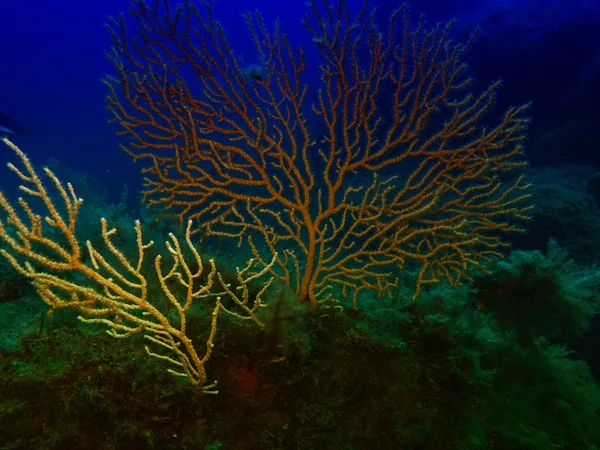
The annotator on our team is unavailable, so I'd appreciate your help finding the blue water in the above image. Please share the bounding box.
[1,0,599,205]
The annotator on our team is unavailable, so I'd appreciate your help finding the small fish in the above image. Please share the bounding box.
[0,111,30,136]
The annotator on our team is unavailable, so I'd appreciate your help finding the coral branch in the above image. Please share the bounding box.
[0,137,275,392]
[106,0,532,309]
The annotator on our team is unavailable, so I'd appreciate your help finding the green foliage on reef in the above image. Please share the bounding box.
[472,240,600,346]
[1,164,600,449]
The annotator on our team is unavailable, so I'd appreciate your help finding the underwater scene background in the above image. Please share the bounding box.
[1,0,600,448]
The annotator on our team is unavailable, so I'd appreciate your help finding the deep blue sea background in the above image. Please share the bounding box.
[1,0,600,203]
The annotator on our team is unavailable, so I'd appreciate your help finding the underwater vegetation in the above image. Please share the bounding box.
[0,0,599,448]
[1,198,599,448]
